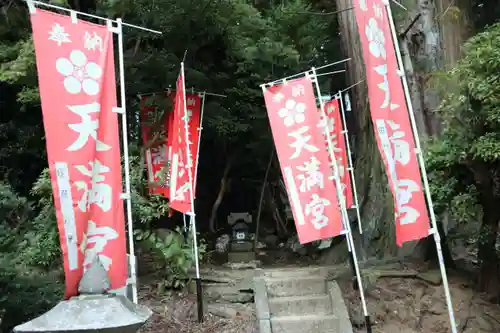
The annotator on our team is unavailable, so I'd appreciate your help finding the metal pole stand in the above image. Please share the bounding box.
[179,63,203,323]
[310,69,372,333]
[116,18,138,304]
[382,1,457,332]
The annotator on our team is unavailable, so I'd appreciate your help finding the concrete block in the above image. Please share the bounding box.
[258,319,272,333]
[270,314,339,333]
[230,241,254,252]
[228,251,255,262]
[269,294,331,316]
[327,281,353,333]
[266,276,327,298]
[253,277,270,320]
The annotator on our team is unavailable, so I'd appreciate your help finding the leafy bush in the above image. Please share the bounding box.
[0,257,63,333]
[0,182,32,253]
[426,23,500,290]
[136,227,207,289]
[22,169,61,268]
[127,154,170,226]
[0,182,63,332]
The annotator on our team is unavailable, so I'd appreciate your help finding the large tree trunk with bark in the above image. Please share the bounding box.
[399,0,473,261]
[467,160,500,296]
[333,0,397,257]
[399,0,472,138]
[330,0,473,259]
[477,204,500,297]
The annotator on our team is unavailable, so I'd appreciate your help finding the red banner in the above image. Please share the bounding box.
[263,77,343,244]
[354,0,429,245]
[30,9,128,297]
[185,94,202,193]
[169,69,201,214]
[139,93,173,197]
[320,99,354,208]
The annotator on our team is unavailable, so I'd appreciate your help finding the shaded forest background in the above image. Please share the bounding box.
[1,0,500,331]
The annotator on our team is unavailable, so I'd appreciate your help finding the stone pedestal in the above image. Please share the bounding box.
[228,251,256,262]
[13,256,151,333]
[230,241,253,252]
[228,241,255,263]
[13,294,152,333]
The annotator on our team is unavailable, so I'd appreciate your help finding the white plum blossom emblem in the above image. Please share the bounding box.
[56,50,102,95]
[273,92,285,102]
[365,18,386,59]
[279,99,306,127]
[48,23,71,46]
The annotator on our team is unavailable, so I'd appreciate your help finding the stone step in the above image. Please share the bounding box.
[201,283,253,303]
[266,276,327,298]
[268,294,332,316]
[263,267,332,279]
[270,314,339,333]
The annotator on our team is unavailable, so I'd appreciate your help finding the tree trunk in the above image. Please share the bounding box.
[400,0,472,138]
[208,157,234,233]
[334,0,396,257]
[399,0,474,260]
[468,160,500,296]
[333,0,474,259]
[477,182,500,300]
[477,206,499,296]
[464,160,500,298]
[255,149,274,248]
[267,183,288,237]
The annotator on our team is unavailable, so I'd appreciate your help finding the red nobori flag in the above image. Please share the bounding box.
[263,77,343,244]
[185,93,202,193]
[319,99,354,209]
[30,9,127,297]
[354,0,429,245]
[169,71,201,214]
[139,94,172,197]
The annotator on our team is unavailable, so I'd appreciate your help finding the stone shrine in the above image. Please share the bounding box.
[227,212,255,263]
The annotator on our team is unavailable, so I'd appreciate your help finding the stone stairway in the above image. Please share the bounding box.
[254,268,353,333]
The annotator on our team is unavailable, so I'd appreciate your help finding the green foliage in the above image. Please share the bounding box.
[0,38,36,90]
[426,24,500,270]
[427,22,500,183]
[0,182,32,253]
[449,188,482,225]
[23,170,61,268]
[0,257,63,333]
[128,153,170,225]
[0,182,63,332]
[136,227,207,289]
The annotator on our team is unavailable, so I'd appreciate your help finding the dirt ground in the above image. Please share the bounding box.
[138,265,500,333]
[138,283,257,333]
[341,269,500,333]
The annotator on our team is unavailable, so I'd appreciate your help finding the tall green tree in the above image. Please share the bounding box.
[426,23,500,295]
